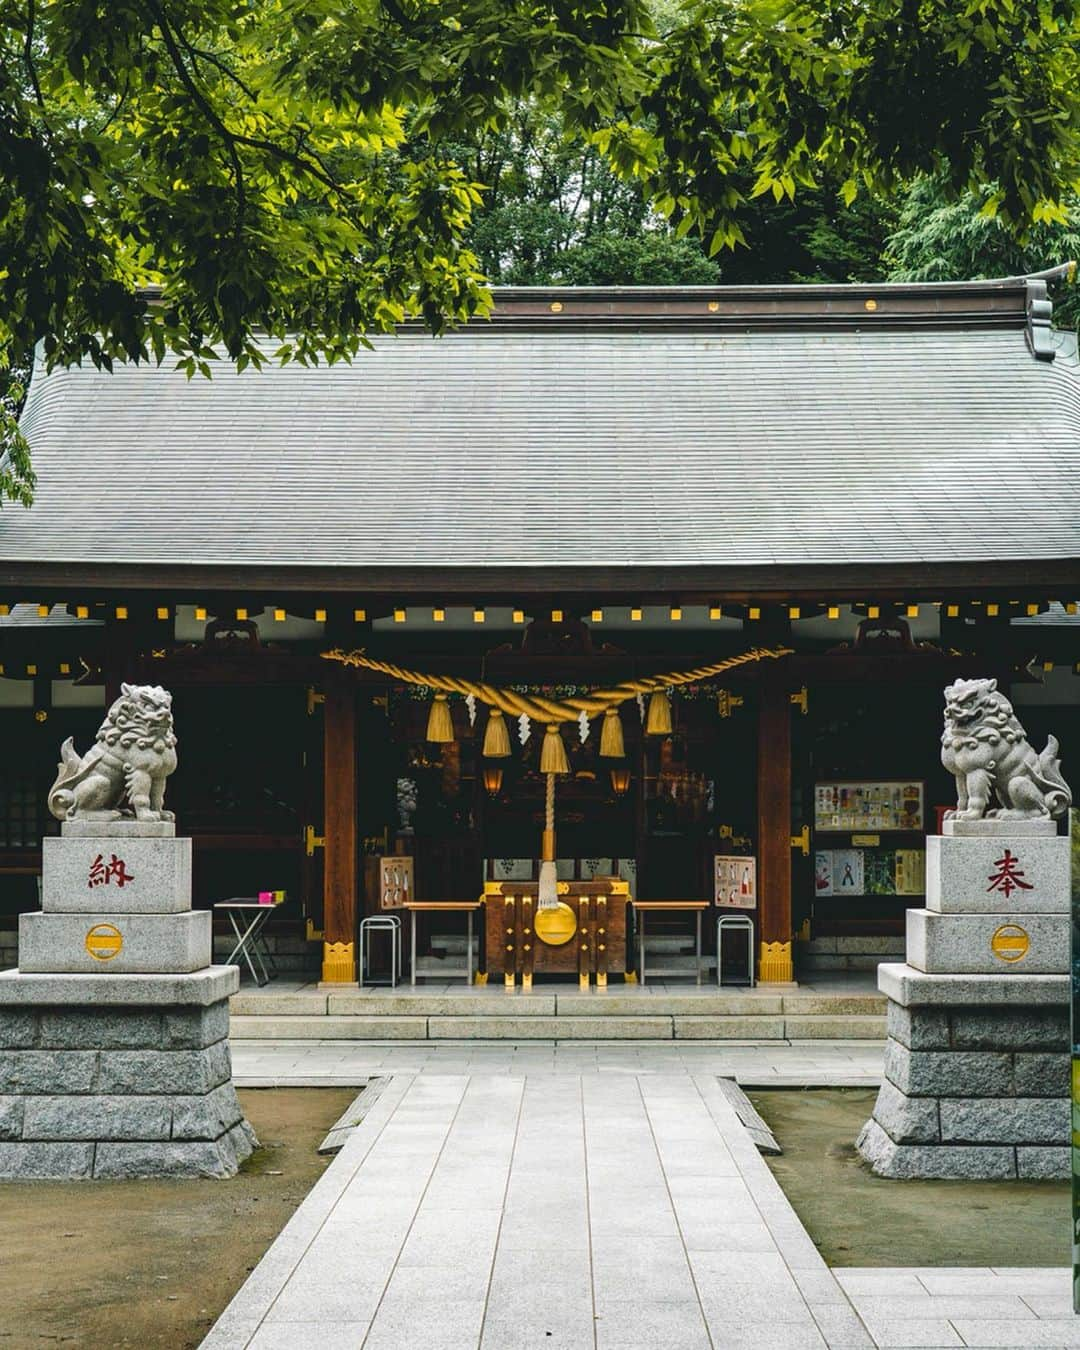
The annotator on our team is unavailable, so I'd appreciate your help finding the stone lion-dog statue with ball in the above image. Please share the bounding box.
[941,676,1071,821]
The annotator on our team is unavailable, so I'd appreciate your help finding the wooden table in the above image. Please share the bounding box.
[404,900,482,987]
[213,899,279,986]
[630,900,710,986]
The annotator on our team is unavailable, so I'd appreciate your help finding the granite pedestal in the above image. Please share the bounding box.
[857,824,1069,1179]
[0,821,256,1179]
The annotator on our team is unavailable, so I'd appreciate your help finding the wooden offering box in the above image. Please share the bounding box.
[483,878,629,990]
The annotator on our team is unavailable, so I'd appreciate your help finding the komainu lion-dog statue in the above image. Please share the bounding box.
[48,683,178,822]
[941,677,1071,821]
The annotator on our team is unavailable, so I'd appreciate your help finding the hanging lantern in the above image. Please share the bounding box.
[426,692,454,743]
[482,765,504,797]
[539,724,570,776]
[483,707,511,758]
[599,706,625,758]
[610,765,632,797]
[645,689,673,735]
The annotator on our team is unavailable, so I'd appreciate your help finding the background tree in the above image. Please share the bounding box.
[4,0,1080,504]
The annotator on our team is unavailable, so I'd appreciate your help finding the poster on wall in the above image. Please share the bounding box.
[715,855,756,909]
[814,781,925,832]
[831,849,865,894]
[379,856,414,909]
[814,851,834,896]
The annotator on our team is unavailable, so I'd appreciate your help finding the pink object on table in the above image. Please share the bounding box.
[258,891,273,905]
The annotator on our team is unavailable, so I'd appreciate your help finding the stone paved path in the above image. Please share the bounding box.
[204,1071,874,1349]
[231,1037,885,1088]
[205,1052,1075,1349]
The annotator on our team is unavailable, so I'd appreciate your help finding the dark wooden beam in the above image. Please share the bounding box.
[756,676,794,983]
[321,678,358,983]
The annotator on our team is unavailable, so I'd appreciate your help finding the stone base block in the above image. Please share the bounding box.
[42,836,192,914]
[856,1118,1019,1179]
[18,909,211,974]
[906,909,1068,975]
[878,963,1067,1007]
[0,997,256,1178]
[0,1121,256,1179]
[0,967,239,1007]
[926,834,1068,913]
[61,820,176,838]
[942,819,1058,837]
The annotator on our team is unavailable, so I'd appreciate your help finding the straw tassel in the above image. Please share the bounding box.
[482,707,511,758]
[540,723,570,776]
[426,692,455,743]
[645,689,672,735]
[600,706,625,758]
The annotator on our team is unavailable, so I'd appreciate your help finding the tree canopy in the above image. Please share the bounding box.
[4,0,1080,503]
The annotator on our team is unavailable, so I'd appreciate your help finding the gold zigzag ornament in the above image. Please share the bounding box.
[320,645,793,724]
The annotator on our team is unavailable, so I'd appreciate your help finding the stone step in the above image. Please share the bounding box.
[229,989,886,1018]
[228,1009,885,1042]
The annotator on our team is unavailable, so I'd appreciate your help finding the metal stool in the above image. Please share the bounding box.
[359,914,402,988]
[717,914,755,988]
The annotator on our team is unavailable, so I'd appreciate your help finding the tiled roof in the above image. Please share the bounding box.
[3,309,1079,572]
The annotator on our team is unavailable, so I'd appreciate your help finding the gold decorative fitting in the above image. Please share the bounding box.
[1026,603,1040,616]
[827,606,840,620]
[868,605,880,619]
[156,607,169,620]
[551,609,564,623]
[34,710,47,723]
[864,298,878,311]
[535,902,578,946]
[304,917,324,942]
[748,606,761,620]
[394,608,406,622]
[473,608,486,623]
[987,603,999,617]
[305,687,325,716]
[630,607,643,622]
[115,606,128,620]
[591,609,604,622]
[512,609,525,624]
[709,606,722,620]
[906,604,918,618]
[670,606,682,622]
[274,608,286,621]
[789,687,808,716]
[314,608,327,623]
[0,605,8,617]
[26,664,36,676]
[789,606,800,620]
[758,940,794,983]
[59,663,70,676]
[432,607,445,622]
[75,605,88,619]
[195,606,207,621]
[37,603,49,617]
[790,825,811,856]
[946,604,959,618]
[550,301,563,312]
[354,608,367,622]
[707,300,720,312]
[236,607,248,621]
[321,941,356,983]
[716,689,744,718]
[304,824,325,856]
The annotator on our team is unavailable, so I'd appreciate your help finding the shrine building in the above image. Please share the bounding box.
[0,277,1077,994]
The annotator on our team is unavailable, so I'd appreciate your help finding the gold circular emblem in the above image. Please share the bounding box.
[85,923,123,961]
[990,924,1030,964]
[534,902,578,947]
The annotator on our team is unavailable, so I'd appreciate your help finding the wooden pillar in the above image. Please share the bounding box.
[321,679,358,983]
[757,676,794,983]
